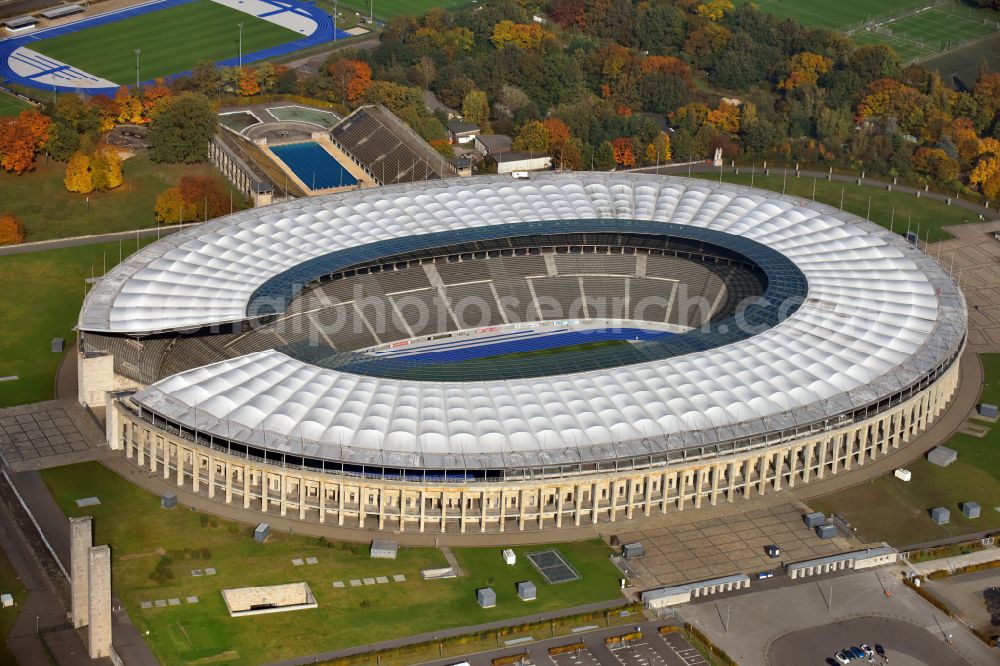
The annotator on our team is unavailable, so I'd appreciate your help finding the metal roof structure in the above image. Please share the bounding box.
[81,173,966,474]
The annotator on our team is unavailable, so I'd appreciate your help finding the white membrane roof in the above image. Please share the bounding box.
[84,174,966,469]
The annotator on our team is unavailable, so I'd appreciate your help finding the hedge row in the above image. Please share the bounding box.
[907,540,986,563]
[549,642,586,655]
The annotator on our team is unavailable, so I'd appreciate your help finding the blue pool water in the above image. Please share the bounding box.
[270,142,357,190]
[370,327,671,364]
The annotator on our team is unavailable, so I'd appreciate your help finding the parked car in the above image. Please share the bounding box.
[860,643,874,658]
[834,651,851,664]
[765,544,780,558]
[875,644,887,659]
[850,646,866,659]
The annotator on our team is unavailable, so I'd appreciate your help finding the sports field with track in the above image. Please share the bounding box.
[30,0,299,84]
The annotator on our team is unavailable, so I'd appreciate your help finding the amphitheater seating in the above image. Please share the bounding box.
[330,106,453,185]
[101,248,766,383]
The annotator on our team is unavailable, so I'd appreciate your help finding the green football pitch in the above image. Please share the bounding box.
[30,0,301,86]
[329,0,474,21]
[740,0,924,31]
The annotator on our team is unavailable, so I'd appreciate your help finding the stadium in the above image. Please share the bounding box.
[77,173,966,534]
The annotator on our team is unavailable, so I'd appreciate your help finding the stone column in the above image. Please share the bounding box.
[261,471,268,512]
[280,473,288,516]
[693,468,705,509]
[299,477,307,521]
[87,545,112,659]
[338,482,346,527]
[358,485,366,528]
[499,490,506,532]
[191,452,200,493]
[460,491,467,533]
[70,516,92,628]
[242,465,251,509]
[319,483,326,524]
[418,489,426,532]
[136,429,145,466]
[574,485,584,525]
[677,473,687,511]
[625,480,636,519]
[591,483,600,524]
[709,465,721,505]
[175,445,184,487]
[480,491,488,533]
[556,486,564,528]
[519,489,527,531]
[225,461,232,504]
[643,475,653,516]
[610,481,619,520]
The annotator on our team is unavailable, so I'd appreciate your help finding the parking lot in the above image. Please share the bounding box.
[550,645,602,665]
[659,633,708,665]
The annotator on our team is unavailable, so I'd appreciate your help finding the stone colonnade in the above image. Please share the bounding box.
[106,359,959,533]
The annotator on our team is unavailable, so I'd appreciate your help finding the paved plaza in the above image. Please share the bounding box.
[611,502,856,587]
[930,219,1000,353]
[0,399,110,471]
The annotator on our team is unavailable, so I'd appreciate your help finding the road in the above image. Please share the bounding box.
[0,222,197,257]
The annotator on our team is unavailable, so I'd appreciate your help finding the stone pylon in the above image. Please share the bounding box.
[87,544,112,659]
[69,516,93,628]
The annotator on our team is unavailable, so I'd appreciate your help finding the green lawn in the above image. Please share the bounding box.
[850,3,1000,63]
[694,170,975,243]
[39,462,623,666]
[0,240,160,407]
[810,354,1000,546]
[0,91,32,117]
[31,0,300,85]
[0,546,28,665]
[0,154,241,242]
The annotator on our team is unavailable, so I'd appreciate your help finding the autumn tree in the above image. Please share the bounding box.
[154,175,228,223]
[0,213,25,246]
[513,120,548,152]
[328,60,372,104]
[612,137,636,168]
[91,148,123,191]
[695,0,734,22]
[64,151,93,193]
[0,110,51,174]
[912,147,959,184]
[779,52,833,91]
[462,90,491,134]
[114,86,144,125]
[593,140,616,170]
[238,68,261,96]
[142,79,173,118]
[971,138,1000,199]
[491,20,552,49]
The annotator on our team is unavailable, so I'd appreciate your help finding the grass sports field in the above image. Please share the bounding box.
[745,0,1000,63]
[31,0,299,85]
[0,91,32,117]
[39,462,622,665]
[331,0,474,21]
[812,354,1000,546]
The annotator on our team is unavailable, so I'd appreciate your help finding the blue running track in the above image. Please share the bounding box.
[0,0,345,96]
[372,327,671,365]
[270,141,357,189]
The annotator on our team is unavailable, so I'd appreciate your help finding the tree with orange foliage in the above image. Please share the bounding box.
[705,102,741,136]
[779,52,832,90]
[912,146,959,183]
[142,78,173,118]
[0,213,25,246]
[238,68,261,96]
[0,110,51,174]
[155,175,228,223]
[89,95,118,133]
[542,118,571,155]
[855,79,927,135]
[114,86,144,125]
[328,60,372,104]
[612,138,636,168]
[639,56,693,87]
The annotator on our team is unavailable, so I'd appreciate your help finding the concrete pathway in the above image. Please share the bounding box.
[0,222,198,257]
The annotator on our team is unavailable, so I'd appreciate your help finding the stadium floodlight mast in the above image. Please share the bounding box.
[238,22,244,70]
[135,48,140,89]
[333,0,337,41]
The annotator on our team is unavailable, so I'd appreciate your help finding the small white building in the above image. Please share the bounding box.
[502,548,516,565]
[495,152,552,175]
[0,593,13,608]
[894,468,912,482]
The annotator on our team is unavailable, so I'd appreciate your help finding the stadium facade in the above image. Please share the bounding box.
[77,174,966,533]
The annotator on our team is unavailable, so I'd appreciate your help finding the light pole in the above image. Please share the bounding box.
[369,0,373,25]
[333,0,337,41]
[135,48,140,89]
[238,22,244,70]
